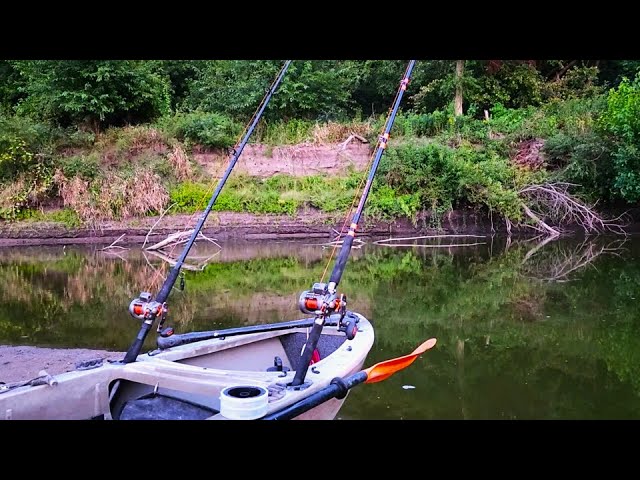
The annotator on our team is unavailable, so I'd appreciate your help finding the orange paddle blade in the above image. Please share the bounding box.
[363,338,437,384]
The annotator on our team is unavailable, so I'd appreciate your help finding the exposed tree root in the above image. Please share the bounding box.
[517,183,627,236]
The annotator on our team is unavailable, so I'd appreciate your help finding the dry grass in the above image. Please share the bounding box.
[104,170,169,219]
[168,143,192,180]
[128,127,166,154]
[54,171,100,223]
[0,174,52,217]
[94,126,169,169]
[0,179,27,210]
[311,121,372,144]
[54,168,169,223]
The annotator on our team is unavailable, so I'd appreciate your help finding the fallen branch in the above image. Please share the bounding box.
[375,242,486,248]
[373,234,485,244]
[146,249,221,272]
[101,250,129,262]
[520,236,628,282]
[338,134,369,151]
[305,238,366,249]
[521,204,561,237]
[521,234,559,264]
[142,202,176,249]
[101,234,128,251]
[196,232,222,250]
[517,183,627,236]
[145,229,195,251]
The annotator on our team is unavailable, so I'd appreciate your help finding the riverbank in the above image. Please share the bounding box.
[0,345,125,384]
[0,208,496,247]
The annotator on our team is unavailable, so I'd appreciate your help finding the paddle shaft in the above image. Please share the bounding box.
[122,61,292,364]
[290,60,416,387]
[262,371,368,420]
[264,337,437,420]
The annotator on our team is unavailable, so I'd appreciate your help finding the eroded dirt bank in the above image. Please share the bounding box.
[0,209,494,247]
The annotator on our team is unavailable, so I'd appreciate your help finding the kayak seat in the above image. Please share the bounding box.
[279,333,347,371]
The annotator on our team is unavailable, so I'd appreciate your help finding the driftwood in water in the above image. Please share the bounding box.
[375,242,486,248]
[145,229,195,251]
[142,202,176,249]
[374,234,486,249]
[101,234,128,251]
[306,238,366,249]
[373,234,485,244]
[145,249,221,272]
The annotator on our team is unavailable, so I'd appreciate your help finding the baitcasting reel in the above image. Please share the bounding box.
[298,283,357,340]
[299,283,335,315]
[129,292,167,331]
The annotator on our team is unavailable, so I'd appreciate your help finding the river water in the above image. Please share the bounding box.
[1,234,639,419]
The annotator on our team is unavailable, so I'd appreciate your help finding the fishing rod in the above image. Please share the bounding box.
[122,60,292,364]
[291,60,416,387]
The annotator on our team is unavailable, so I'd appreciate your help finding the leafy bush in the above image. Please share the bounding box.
[256,119,315,145]
[597,74,640,202]
[45,208,82,227]
[489,104,536,135]
[373,110,451,139]
[367,185,421,222]
[169,182,212,212]
[0,135,34,181]
[57,154,100,180]
[160,112,242,149]
[378,141,534,221]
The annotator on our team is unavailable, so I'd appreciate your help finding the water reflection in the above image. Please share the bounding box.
[1,234,639,419]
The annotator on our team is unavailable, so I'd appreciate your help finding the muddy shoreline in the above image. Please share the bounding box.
[0,209,502,247]
[0,346,125,384]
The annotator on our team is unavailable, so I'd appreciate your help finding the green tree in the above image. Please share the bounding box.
[411,61,546,116]
[13,60,171,131]
[454,60,465,116]
[600,73,640,202]
[161,60,204,111]
[0,61,25,114]
[345,60,408,116]
[184,60,359,121]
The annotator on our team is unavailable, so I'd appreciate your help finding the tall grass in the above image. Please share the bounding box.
[54,168,169,222]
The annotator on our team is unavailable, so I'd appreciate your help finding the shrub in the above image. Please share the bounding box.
[160,112,242,149]
[57,154,100,180]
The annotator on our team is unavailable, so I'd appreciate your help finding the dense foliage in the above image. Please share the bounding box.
[0,59,639,224]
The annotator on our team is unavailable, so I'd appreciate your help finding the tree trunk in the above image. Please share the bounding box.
[454,60,465,117]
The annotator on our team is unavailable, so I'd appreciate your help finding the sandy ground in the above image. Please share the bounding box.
[0,345,125,384]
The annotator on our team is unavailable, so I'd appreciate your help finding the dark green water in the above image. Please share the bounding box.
[1,234,639,419]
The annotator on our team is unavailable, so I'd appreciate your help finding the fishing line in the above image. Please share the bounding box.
[142,62,291,294]
[319,62,411,284]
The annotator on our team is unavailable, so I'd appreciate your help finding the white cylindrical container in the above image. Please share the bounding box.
[219,385,269,420]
